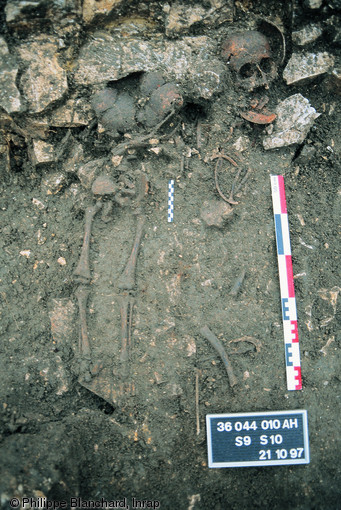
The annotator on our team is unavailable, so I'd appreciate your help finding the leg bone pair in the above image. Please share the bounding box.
[118,215,145,291]
[74,202,102,362]
[115,212,146,395]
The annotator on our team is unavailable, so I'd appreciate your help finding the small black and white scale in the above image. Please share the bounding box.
[206,410,309,468]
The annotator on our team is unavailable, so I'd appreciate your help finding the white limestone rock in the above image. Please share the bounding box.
[18,36,68,113]
[0,37,22,113]
[283,52,335,85]
[263,94,320,150]
[73,34,221,99]
[292,24,323,46]
[30,140,55,165]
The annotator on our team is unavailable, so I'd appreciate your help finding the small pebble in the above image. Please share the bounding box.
[20,250,31,258]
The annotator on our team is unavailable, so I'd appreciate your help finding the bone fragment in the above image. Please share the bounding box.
[229,335,262,353]
[230,269,246,296]
[200,325,237,387]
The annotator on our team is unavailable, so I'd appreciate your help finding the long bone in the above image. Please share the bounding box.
[115,172,147,397]
[118,294,134,377]
[75,285,91,358]
[117,171,147,291]
[118,215,145,290]
[73,201,102,283]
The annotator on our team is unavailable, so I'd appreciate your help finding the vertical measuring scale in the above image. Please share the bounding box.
[168,179,174,222]
[271,175,302,391]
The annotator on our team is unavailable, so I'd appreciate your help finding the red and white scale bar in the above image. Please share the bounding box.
[271,175,302,391]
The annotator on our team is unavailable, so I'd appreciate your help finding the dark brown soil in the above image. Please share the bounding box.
[0,1,340,509]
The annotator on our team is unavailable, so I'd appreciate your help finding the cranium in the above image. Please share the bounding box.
[221,30,277,91]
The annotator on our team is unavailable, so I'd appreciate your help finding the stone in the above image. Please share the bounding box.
[24,119,50,139]
[73,34,217,93]
[82,0,124,23]
[77,158,106,189]
[165,3,206,37]
[18,36,68,113]
[63,141,84,174]
[263,94,320,150]
[32,198,46,210]
[304,0,323,8]
[92,175,117,195]
[332,29,341,46]
[5,1,44,23]
[48,298,75,346]
[200,199,233,228]
[232,135,250,152]
[0,37,22,113]
[325,17,341,46]
[328,0,341,8]
[184,59,226,100]
[165,0,233,37]
[46,97,93,127]
[41,172,67,194]
[295,145,317,164]
[0,140,10,173]
[5,0,80,24]
[292,24,323,46]
[29,140,55,165]
[283,52,335,85]
[324,67,341,95]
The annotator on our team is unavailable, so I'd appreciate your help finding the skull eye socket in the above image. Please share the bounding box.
[239,63,258,78]
[259,58,272,73]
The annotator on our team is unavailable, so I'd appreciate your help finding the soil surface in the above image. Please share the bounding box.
[0,1,340,509]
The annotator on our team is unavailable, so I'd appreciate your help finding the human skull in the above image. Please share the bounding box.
[221,30,277,91]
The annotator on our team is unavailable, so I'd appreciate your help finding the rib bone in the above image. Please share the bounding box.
[200,325,237,388]
[118,216,145,290]
[73,202,102,283]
